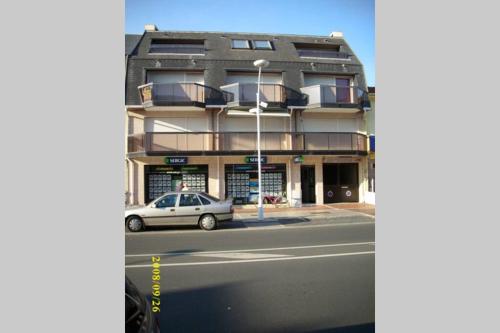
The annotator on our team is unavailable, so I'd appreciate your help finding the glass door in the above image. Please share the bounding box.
[336,78,351,103]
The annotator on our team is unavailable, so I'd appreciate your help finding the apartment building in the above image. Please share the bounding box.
[125,25,371,207]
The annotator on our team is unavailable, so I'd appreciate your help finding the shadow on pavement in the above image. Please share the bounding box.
[305,323,375,333]
[151,282,374,333]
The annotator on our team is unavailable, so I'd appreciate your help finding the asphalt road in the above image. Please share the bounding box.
[126,219,375,333]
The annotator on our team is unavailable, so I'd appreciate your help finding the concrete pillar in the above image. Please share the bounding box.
[315,158,324,205]
[137,161,145,205]
[208,157,219,198]
[290,160,301,206]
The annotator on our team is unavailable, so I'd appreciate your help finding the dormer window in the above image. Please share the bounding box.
[294,42,349,59]
[149,39,205,55]
[231,39,251,49]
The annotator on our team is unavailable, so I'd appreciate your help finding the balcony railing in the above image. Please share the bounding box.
[292,132,367,151]
[221,83,286,109]
[218,132,290,151]
[138,83,228,109]
[128,132,367,155]
[297,49,350,59]
[300,85,370,110]
[221,83,308,109]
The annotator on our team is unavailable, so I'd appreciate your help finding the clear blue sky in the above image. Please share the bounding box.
[125,0,375,86]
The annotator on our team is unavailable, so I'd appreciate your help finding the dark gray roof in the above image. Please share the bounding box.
[125,34,142,55]
[126,30,368,105]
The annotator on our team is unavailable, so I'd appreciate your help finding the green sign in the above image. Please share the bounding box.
[164,157,188,165]
[293,155,304,163]
[245,156,267,164]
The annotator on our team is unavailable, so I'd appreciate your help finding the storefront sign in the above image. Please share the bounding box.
[369,152,375,160]
[164,157,188,165]
[293,155,304,164]
[245,156,267,164]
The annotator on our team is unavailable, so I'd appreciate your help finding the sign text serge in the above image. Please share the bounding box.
[164,157,188,165]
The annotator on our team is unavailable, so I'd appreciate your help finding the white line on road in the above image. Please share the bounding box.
[125,251,375,268]
[196,252,291,259]
[125,241,375,257]
[125,221,375,236]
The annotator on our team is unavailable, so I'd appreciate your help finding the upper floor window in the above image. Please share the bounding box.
[294,43,349,59]
[253,40,273,50]
[231,39,251,49]
[149,39,205,55]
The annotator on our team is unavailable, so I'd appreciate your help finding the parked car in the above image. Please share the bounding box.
[125,191,233,232]
[125,276,160,333]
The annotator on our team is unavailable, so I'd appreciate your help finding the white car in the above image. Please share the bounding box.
[125,191,233,232]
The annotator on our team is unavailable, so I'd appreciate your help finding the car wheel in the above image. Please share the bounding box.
[126,216,144,232]
[199,214,217,231]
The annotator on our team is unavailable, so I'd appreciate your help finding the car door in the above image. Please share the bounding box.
[176,193,204,225]
[143,194,178,226]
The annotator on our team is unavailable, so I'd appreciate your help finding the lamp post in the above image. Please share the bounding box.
[253,59,269,221]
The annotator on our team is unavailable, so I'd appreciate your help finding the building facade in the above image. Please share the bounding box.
[125,26,372,207]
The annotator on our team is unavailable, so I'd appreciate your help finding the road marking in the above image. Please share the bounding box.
[125,221,375,236]
[125,251,375,268]
[125,241,375,257]
[195,252,291,259]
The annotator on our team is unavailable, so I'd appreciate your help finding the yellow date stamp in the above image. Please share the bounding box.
[151,256,161,313]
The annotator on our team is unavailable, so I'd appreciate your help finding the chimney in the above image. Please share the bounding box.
[144,24,158,32]
[329,31,344,38]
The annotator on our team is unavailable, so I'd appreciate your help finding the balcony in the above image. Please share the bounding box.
[127,132,367,156]
[221,83,306,111]
[300,85,370,112]
[292,132,367,152]
[138,83,227,110]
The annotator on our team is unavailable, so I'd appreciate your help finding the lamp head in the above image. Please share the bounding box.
[253,59,270,68]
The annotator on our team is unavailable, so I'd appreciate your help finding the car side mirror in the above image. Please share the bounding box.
[150,203,156,208]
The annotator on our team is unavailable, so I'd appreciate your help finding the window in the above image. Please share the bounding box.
[149,39,205,54]
[253,40,273,50]
[198,195,212,205]
[155,194,177,208]
[232,39,251,49]
[200,193,220,202]
[294,42,348,59]
[179,194,201,207]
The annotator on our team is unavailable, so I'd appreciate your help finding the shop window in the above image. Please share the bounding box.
[156,194,177,208]
[179,194,201,207]
[339,163,358,185]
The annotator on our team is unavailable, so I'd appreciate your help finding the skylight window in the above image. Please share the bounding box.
[231,39,251,49]
[253,40,273,50]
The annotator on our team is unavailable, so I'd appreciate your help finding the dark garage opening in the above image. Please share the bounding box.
[323,163,359,203]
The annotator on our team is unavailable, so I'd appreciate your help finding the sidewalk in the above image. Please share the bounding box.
[233,203,375,222]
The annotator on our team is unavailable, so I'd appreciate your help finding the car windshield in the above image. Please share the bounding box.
[199,193,220,202]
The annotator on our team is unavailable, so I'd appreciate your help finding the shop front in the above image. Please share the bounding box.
[144,164,209,202]
[224,162,287,205]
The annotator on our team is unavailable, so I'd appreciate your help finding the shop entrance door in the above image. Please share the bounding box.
[323,163,359,203]
[300,165,316,204]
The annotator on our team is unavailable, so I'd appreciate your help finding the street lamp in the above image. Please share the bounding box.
[253,59,269,221]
